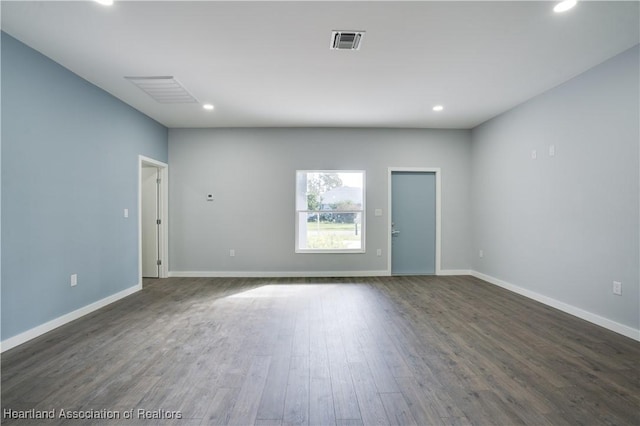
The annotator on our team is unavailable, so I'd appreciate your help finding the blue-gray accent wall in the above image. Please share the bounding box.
[1,33,168,341]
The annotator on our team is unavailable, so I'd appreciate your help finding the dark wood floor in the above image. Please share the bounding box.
[2,276,639,425]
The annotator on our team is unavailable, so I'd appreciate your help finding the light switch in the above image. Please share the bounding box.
[549,145,556,157]
[124,208,129,218]
[374,209,382,217]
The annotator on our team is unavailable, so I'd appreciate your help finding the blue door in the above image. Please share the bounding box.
[391,172,436,275]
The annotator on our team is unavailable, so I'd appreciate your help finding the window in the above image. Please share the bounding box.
[296,170,365,253]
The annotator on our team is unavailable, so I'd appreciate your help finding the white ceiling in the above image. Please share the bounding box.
[2,1,638,129]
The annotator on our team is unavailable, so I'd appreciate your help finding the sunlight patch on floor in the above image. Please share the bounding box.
[226,284,335,298]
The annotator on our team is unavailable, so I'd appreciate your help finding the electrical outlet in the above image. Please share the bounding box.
[229,249,235,257]
[479,249,484,258]
[70,274,78,287]
[613,281,622,295]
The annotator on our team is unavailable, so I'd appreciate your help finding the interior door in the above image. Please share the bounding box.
[141,167,159,278]
[391,171,436,275]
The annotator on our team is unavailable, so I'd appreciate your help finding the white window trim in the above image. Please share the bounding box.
[295,170,366,254]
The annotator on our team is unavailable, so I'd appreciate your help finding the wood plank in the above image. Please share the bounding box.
[2,276,639,426]
[283,356,310,425]
[379,392,418,426]
[325,332,361,421]
[394,376,448,425]
[256,356,291,421]
[309,315,336,426]
[227,356,271,426]
[202,387,239,426]
[348,362,390,426]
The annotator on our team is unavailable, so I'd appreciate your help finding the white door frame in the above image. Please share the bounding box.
[139,155,169,281]
[387,167,441,276]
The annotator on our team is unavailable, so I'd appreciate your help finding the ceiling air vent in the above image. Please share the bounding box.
[330,31,365,50]
[124,76,198,104]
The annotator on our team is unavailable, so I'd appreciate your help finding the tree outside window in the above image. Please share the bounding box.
[295,171,365,253]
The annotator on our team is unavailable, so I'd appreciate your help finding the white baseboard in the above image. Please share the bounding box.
[1,283,142,353]
[439,269,472,276]
[170,270,471,278]
[169,270,390,278]
[471,271,640,342]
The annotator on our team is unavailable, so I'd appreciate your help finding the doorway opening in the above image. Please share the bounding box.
[388,167,441,275]
[139,156,168,282]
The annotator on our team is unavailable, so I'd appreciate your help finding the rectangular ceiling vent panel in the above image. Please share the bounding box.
[330,31,365,50]
[124,76,198,104]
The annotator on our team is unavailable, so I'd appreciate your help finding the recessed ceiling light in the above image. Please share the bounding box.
[203,104,214,111]
[554,0,577,13]
[95,0,114,6]
[433,105,444,112]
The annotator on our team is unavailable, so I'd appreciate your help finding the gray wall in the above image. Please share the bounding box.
[471,45,639,330]
[169,128,472,273]
[1,34,168,340]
